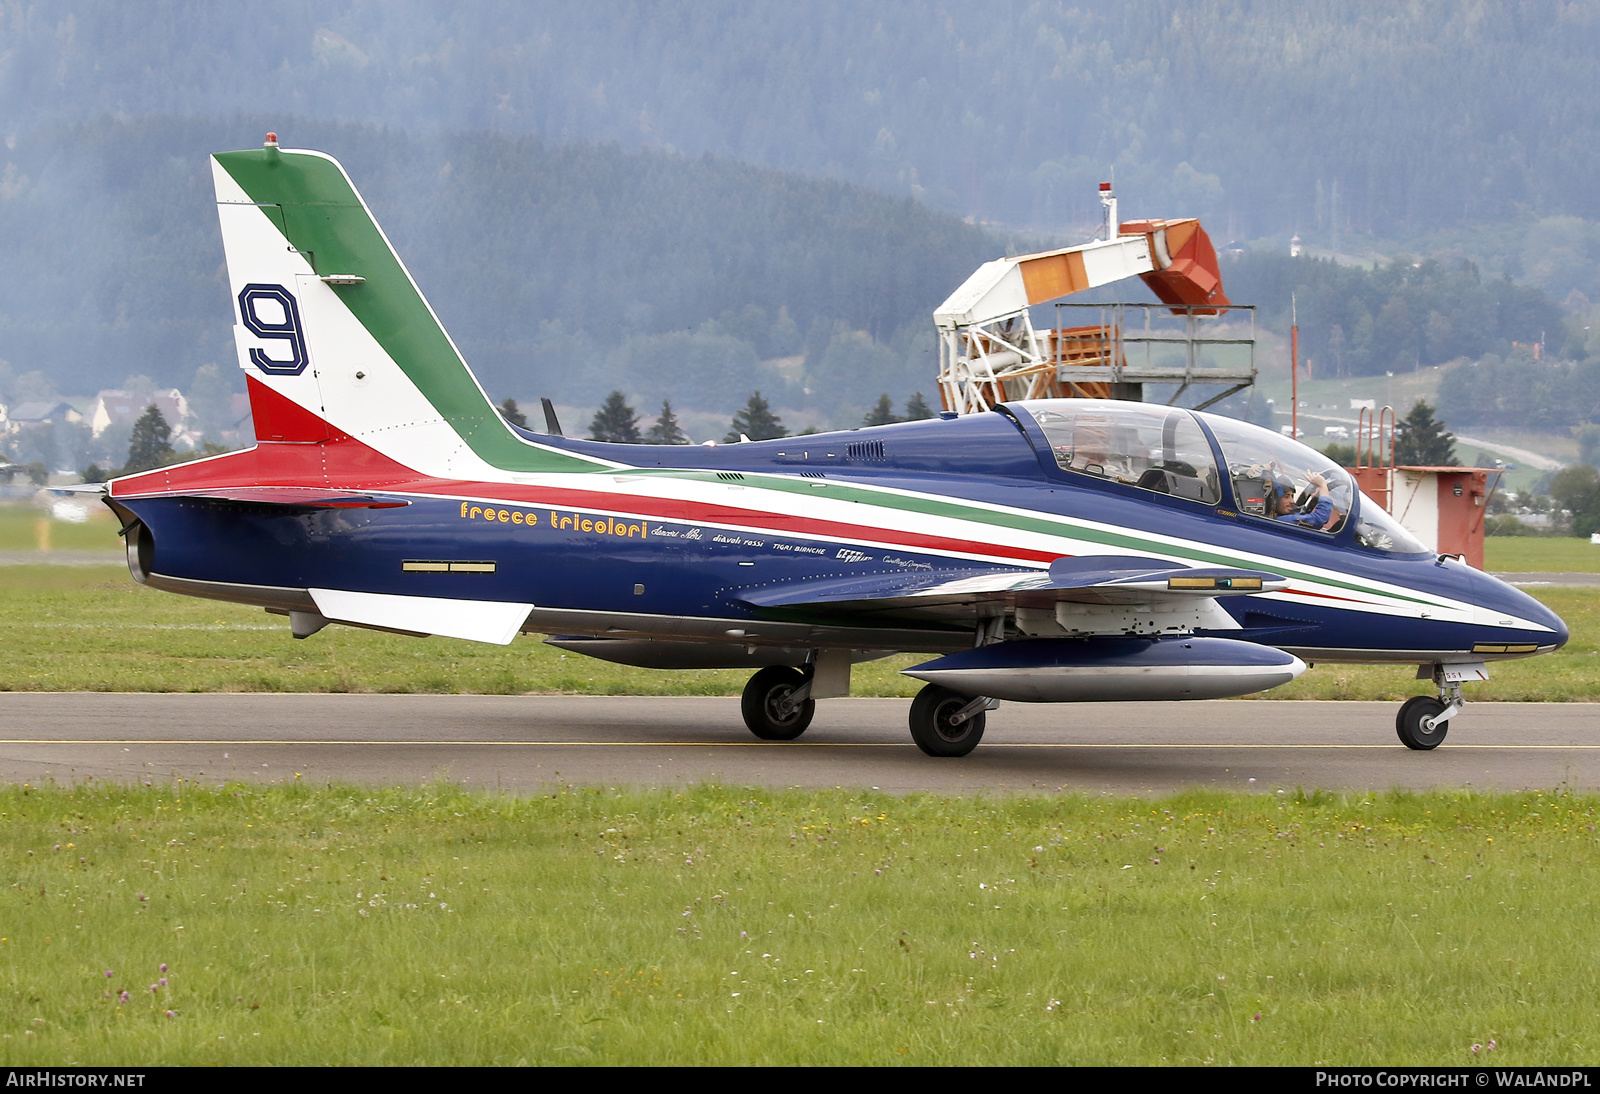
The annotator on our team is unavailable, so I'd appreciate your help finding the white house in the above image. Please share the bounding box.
[5,400,81,435]
[88,388,189,437]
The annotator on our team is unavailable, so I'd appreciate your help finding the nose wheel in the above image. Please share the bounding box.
[1395,694,1450,750]
[1396,670,1470,751]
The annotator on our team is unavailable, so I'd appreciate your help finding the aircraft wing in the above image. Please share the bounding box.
[736,555,1286,617]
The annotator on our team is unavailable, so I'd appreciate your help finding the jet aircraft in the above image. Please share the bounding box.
[102,140,1568,757]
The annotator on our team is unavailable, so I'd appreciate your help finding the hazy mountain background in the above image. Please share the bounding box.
[0,116,1000,414]
[4,0,1600,441]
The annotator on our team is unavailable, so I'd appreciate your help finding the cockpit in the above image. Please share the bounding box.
[1012,400,1429,555]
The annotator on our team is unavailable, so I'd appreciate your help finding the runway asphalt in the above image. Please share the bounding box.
[0,693,1595,796]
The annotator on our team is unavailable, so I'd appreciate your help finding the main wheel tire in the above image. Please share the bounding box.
[741,665,815,741]
[1396,695,1449,750]
[909,684,986,757]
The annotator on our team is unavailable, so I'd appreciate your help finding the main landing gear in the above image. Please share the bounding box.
[908,684,998,758]
[738,665,1000,758]
[740,665,815,740]
[1395,665,1473,750]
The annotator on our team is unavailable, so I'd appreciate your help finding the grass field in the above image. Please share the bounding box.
[0,565,1592,700]
[0,563,1593,700]
[5,504,1598,569]
[1485,537,1600,574]
[0,782,1595,1066]
[1,500,1594,699]
[5,501,1597,565]
[0,503,123,554]
[0,565,916,696]
[6,500,1599,569]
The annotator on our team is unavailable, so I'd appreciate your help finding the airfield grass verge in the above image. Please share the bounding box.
[0,781,1595,1065]
[0,565,1594,700]
[0,504,123,554]
[1484,536,1600,574]
[5,504,1599,570]
[1252,580,1597,701]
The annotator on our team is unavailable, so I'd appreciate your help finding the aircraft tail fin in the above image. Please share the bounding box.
[211,137,602,475]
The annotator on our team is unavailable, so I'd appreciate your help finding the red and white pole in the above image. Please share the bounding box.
[1290,292,1299,440]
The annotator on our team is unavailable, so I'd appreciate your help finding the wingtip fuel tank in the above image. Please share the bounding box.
[903,637,1307,703]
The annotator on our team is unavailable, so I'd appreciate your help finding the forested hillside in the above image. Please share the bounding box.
[6,1,1600,438]
[1221,253,1569,378]
[1437,352,1600,432]
[1216,248,1600,436]
[6,0,1600,240]
[0,118,995,414]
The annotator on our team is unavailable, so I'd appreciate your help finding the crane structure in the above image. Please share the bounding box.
[934,184,1256,414]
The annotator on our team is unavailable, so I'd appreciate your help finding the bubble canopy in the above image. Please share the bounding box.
[1009,400,1429,555]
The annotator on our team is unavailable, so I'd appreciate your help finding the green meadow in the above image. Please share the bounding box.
[1,505,1595,1067]
[0,504,1593,699]
[0,504,124,554]
[0,563,1591,700]
[6,501,1595,570]
[0,782,1595,1066]
[1484,536,1600,574]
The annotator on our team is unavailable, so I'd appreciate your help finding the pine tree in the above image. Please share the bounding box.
[724,391,787,442]
[187,363,235,437]
[1394,400,1458,466]
[862,393,899,427]
[125,404,174,472]
[644,400,689,444]
[498,398,528,428]
[903,392,934,420]
[589,391,642,443]
[1244,388,1277,429]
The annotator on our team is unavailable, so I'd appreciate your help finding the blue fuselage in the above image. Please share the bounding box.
[113,408,1567,663]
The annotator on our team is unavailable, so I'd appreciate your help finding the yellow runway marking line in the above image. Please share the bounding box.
[4,740,1600,750]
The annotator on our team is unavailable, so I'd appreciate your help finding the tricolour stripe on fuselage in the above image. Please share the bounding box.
[333,470,1557,645]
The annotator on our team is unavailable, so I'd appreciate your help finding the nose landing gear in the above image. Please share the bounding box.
[1396,663,1482,750]
[1396,693,1453,750]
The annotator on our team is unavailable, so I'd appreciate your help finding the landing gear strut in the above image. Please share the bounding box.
[1396,666,1471,751]
[1395,694,1451,750]
[741,665,814,741]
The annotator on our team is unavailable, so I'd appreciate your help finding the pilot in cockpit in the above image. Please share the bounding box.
[1273,470,1333,529]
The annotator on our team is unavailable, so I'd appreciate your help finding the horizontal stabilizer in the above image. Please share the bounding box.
[309,589,532,645]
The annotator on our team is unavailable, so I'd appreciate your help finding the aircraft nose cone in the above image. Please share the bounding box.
[1472,568,1568,651]
[1541,598,1571,651]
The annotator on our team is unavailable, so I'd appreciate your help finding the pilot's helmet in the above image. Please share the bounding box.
[1272,473,1297,508]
